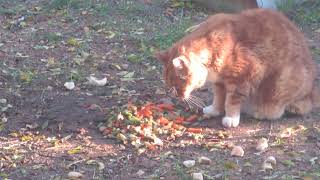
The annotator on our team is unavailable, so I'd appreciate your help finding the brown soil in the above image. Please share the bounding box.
[0,0,319,179]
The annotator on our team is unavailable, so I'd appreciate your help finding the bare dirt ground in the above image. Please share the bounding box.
[0,0,320,179]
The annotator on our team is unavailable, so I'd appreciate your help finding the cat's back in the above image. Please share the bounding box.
[234,9,313,69]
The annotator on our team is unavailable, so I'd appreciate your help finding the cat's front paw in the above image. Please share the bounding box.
[222,116,240,128]
[203,105,222,118]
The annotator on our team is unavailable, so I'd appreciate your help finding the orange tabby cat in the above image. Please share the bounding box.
[155,9,319,128]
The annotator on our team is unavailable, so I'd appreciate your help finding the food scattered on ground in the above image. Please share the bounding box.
[100,102,207,151]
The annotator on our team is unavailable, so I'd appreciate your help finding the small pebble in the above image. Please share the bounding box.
[192,173,203,180]
[64,81,75,90]
[136,169,145,176]
[256,138,268,151]
[99,126,107,132]
[67,171,83,179]
[183,160,195,168]
[0,99,7,104]
[198,156,211,165]
[231,146,244,157]
[261,162,273,171]
[265,156,276,165]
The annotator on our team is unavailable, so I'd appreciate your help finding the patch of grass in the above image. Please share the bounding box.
[19,70,35,84]
[173,163,191,180]
[48,0,93,10]
[278,0,320,28]
[151,17,193,50]
[93,3,110,16]
[41,32,62,44]
[0,4,26,16]
[169,0,193,8]
[116,1,146,15]
[311,48,320,63]
[49,0,81,10]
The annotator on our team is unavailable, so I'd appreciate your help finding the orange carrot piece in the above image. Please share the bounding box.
[150,106,163,112]
[157,104,175,111]
[172,123,185,130]
[158,117,170,126]
[175,117,185,124]
[186,128,203,133]
[185,115,198,122]
[145,143,156,151]
[137,106,153,118]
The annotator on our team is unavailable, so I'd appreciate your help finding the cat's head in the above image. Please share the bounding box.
[155,46,208,100]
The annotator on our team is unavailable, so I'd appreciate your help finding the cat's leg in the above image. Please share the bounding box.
[286,96,312,115]
[203,83,226,117]
[253,103,285,120]
[222,90,243,128]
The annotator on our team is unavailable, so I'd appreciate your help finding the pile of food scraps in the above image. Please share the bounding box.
[99,102,206,152]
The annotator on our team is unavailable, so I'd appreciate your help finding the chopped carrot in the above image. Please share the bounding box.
[157,104,175,111]
[137,106,153,118]
[185,115,198,122]
[186,128,203,133]
[172,123,185,130]
[150,106,163,112]
[158,116,170,126]
[175,117,185,124]
[145,143,156,151]
[102,127,113,135]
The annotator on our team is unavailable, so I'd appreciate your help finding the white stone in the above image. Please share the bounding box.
[183,160,196,168]
[198,156,211,165]
[231,146,244,157]
[192,173,204,180]
[64,81,75,90]
[256,138,269,151]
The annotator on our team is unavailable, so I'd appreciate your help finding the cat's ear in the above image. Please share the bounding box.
[154,50,169,63]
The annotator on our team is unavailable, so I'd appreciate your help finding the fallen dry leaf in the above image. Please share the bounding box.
[86,76,107,86]
[231,146,244,157]
[261,162,273,171]
[86,160,105,170]
[265,156,277,165]
[136,169,145,176]
[67,171,83,179]
[198,156,211,165]
[256,137,268,152]
[192,172,204,180]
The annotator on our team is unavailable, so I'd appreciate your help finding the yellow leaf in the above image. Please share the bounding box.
[67,146,82,155]
[21,135,33,142]
[67,38,80,47]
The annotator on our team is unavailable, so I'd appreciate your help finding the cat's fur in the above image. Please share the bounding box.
[155,9,320,128]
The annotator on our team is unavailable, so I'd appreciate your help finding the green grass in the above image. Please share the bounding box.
[49,0,81,10]
[152,18,192,50]
[173,163,192,180]
[42,32,63,44]
[278,0,320,28]
[0,4,27,16]
[93,3,109,16]
[115,0,146,15]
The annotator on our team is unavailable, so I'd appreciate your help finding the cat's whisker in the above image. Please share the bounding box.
[191,96,205,106]
[190,95,205,103]
[168,87,174,94]
[173,88,178,96]
[186,97,204,108]
[183,98,192,109]
[189,95,205,108]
